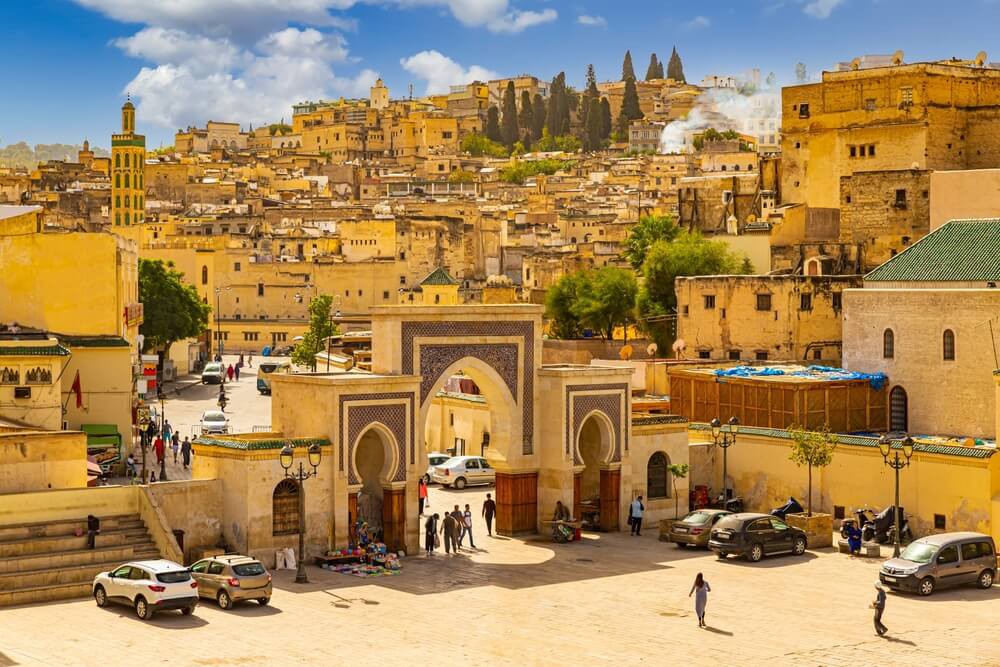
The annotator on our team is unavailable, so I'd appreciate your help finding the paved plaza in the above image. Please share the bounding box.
[1,485,998,666]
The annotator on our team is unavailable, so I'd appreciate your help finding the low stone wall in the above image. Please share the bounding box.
[786,512,833,549]
[147,479,224,563]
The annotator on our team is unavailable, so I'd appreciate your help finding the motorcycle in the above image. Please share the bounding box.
[886,511,913,545]
[854,506,877,541]
[865,506,908,544]
[770,497,804,520]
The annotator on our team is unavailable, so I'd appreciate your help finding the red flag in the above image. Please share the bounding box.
[70,371,82,408]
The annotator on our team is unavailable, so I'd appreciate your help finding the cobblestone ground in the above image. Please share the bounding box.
[3,491,998,666]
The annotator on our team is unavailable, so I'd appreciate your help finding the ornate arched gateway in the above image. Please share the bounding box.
[270,305,636,554]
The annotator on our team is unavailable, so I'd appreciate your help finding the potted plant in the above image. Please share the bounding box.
[785,425,837,548]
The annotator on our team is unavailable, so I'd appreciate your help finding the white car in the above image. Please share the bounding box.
[200,410,230,434]
[424,452,451,483]
[430,456,495,489]
[92,559,199,620]
[201,362,225,384]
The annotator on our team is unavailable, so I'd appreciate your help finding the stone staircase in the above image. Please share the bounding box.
[0,514,161,607]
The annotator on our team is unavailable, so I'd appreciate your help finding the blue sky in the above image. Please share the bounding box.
[3,0,999,148]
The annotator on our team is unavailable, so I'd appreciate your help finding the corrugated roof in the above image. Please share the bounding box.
[865,219,1000,282]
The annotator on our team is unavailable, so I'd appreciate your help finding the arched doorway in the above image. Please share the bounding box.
[352,425,405,551]
[889,386,908,432]
[574,412,618,531]
[420,356,525,534]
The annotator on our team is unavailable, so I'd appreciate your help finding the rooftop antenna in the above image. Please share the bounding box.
[409,83,413,100]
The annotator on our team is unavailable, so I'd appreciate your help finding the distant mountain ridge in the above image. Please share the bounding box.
[0,141,109,169]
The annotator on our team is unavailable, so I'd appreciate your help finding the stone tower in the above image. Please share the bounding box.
[370,78,389,110]
[111,96,146,226]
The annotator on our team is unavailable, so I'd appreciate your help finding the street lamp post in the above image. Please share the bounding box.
[279,443,322,584]
[878,434,914,557]
[710,416,740,507]
[326,307,341,372]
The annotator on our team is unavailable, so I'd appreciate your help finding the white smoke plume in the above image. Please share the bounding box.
[659,87,780,154]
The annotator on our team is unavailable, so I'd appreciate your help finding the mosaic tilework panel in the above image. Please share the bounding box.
[346,403,408,484]
[418,344,518,403]
[565,383,629,465]
[338,392,416,479]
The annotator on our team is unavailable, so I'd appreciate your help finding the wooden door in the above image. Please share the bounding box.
[496,471,538,535]
[573,472,582,522]
[348,492,358,546]
[381,488,406,553]
[599,468,621,532]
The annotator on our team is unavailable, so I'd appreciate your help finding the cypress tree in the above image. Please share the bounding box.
[622,50,635,81]
[616,76,643,138]
[486,105,502,143]
[586,97,603,151]
[600,98,612,139]
[532,93,546,140]
[580,64,599,138]
[501,81,519,147]
[656,60,665,79]
[546,74,562,136]
[667,46,686,82]
[518,91,534,143]
[645,53,660,80]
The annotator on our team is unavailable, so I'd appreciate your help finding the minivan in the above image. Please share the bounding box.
[880,532,996,596]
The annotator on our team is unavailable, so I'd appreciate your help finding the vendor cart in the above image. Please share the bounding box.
[542,519,582,543]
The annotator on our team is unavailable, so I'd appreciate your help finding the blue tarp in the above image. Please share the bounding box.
[713,365,887,391]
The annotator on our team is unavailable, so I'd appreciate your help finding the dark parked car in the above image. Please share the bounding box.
[709,512,808,562]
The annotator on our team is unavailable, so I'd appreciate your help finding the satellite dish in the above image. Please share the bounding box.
[975,51,988,67]
[619,344,634,361]
[892,50,904,66]
[850,57,861,71]
[646,343,658,357]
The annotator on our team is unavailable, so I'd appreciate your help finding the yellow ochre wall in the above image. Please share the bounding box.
[0,430,88,493]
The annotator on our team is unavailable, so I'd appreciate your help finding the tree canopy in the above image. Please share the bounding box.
[545,267,637,340]
[498,157,571,184]
[546,72,571,136]
[645,53,660,80]
[625,214,680,270]
[501,81,519,147]
[622,50,636,81]
[535,130,581,153]
[291,295,339,370]
[616,76,643,138]
[531,92,547,140]
[485,106,502,143]
[138,259,210,353]
[666,46,685,82]
[518,91,535,147]
[461,133,508,157]
[600,98,612,140]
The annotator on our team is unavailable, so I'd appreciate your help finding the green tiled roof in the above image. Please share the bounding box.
[866,219,1000,282]
[57,335,130,348]
[193,436,330,451]
[632,415,688,426]
[0,344,70,357]
[689,423,996,459]
[421,266,458,286]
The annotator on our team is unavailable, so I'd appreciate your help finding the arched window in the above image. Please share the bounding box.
[272,479,300,535]
[124,173,130,188]
[124,212,130,225]
[115,196,120,208]
[647,451,669,499]
[943,329,955,361]
[889,386,908,432]
[201,266,208,285]
[124,154,130,168]
[883,329,894,359]
[115,154,120,168]
[115,174,120,188]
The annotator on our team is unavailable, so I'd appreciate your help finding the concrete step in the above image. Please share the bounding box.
[0,515,143,542]
[0,581,94,607]
[0,540,158,575]
[0,553,157,591]
[0,528,150,558]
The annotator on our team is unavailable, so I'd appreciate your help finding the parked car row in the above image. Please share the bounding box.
[93,555,272,620]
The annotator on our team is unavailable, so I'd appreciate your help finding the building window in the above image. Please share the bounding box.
[234,262,241,272]
[868,144,876,157]
[703,295,716,309]
[883,329,895,359]
[798,103,810,118]
[813,348,823,360]
[756,294,772,311]
[449,412,454,426]
[272,479,300,536]
[800,293,812,311]
[728,350,741,361]
[243,332,259,342]
[889,386,908,431]
[943,329,955,361]
[755,351,769,361]
[849,145,857,158]
[201,266,208,285]
[647,452,669,499]
[698,350,711,359]
[434,294,441,304]
[864,98,876,111]
[832,293,842,310]
[258,283,264,297]
[682,305,689,316]
[272,332,287,343]
[900,87,913,106]
[383,291,390,300]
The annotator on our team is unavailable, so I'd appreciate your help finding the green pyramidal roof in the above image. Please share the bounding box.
[866,219,1000,282]
[421,267,458,286]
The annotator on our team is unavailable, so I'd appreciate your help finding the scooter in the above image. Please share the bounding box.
[866,506,907,544]
[854,506,877,541]
[770,497,804,520]
[886,511,913,545]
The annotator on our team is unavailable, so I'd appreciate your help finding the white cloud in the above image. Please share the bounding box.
[576,14,606,27]
[486,8,557,32]
[684,15,711,30]
[118,26,375,130]
[803,0,845,18]
[400,50,499,95]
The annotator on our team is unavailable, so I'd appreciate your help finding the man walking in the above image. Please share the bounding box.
[872,582,888,636]
[460,504,476,549]
[181,436,192,470]
[482,493,496,536]
[425,513,439,555]
[630,495,645,536]
[440,511,459,554]
[171,432,180,464]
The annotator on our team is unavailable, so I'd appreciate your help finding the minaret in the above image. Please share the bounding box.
[111,94,146,226]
